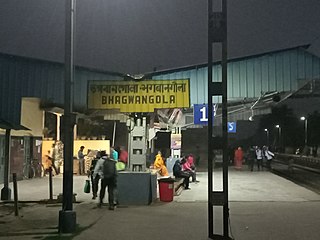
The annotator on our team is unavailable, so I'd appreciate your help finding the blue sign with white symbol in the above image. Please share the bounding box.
[193,104,216,125]
[228,122,236,133]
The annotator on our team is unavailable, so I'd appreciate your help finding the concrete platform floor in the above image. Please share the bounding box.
[1,168,320,240]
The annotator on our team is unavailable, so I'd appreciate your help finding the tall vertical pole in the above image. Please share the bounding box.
[1,129,11,200]
[305,119,308,146]
[56,113,61,141]
[207,0,214,238]
[221,0,229,236]
[208,1,232,239]
[279,127,281,149]
[59,0,76,233]
[13,173,19,216]
[112,121,117,147]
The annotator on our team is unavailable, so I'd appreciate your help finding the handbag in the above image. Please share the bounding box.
[116,161,126,171]
[84,179,90,193]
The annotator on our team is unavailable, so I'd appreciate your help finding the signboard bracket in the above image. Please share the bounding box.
[210,82,223,96]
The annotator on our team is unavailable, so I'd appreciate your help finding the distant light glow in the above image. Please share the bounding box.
[275,125,280,128]
[300,116,306,121]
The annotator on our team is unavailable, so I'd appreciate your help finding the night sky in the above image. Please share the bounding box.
[0,0,319,74]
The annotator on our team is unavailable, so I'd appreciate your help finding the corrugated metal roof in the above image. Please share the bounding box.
[151,45,320,106]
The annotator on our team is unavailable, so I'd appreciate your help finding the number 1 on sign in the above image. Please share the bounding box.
[200,106,208,122]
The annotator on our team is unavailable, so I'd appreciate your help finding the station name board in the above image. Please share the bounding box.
[87,79,190,112]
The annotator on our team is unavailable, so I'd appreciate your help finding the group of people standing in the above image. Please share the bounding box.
[78,146,129,176]
[252,146,274,171]
[233,146,274,171]
[87,146,128,210]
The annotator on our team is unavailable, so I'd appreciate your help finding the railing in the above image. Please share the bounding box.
[274,153,320,174]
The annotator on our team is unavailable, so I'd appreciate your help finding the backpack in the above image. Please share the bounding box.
[173,160,181,177]
[90,158,98,172]
[103,157,116,179]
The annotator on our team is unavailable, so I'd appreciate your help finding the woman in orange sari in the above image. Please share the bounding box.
[153,151,169,176]
[234,147,244,170]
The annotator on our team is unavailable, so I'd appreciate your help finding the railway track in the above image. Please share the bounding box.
[272,155,320,194]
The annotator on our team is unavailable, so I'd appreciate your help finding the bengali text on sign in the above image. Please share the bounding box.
[87,79,190,112]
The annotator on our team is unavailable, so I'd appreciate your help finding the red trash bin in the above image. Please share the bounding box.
[158,178,174,202]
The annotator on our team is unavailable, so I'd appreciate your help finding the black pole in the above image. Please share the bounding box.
[59,0,76,233]
[13,173,18,216]
[221,0,229,237]
[1,129,11,200]
[49,167,53,201]
[63,0,74,212]
[208,1,232,239]
[207,1,214,238]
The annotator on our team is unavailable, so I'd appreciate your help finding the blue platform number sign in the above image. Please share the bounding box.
[228,122,236,133]
[193,104,216,125]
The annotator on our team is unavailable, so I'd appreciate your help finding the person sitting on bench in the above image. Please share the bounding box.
[153,151,169,176]
[182,154,199,183]
[173,158,191,190]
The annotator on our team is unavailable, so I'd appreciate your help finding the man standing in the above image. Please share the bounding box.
[90,151,101,200]
[255,146,263,171]
[78,146,85,175]
[49,143,59,175]
[93,151,117,210]
[248,146,256,171]
[263,146,274,170]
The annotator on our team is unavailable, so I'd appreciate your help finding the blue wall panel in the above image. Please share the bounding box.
[240,61,247,98]
[297,50,306,81]
[261,56,269,94]
[0,54,123,124]
[152,47,320,106]
[254,58,262,95]
[289,51,298,90]
[283,53,291,91]
[312,55,320,77]
[246,60,255,98]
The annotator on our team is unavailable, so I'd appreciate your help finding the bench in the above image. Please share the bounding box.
[173,177,184,196]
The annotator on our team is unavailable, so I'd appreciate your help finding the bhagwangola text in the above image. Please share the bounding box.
[90,82,187,94]
[102,95,176,105]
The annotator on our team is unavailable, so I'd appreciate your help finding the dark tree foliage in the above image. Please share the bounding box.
[307,111,320,147]
[259,105,304,151]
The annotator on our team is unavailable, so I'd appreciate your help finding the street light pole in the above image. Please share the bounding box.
[305,119,308,146]
[264,129,269,146]
[59,0,76,233]
[300,117,308,146]
[276,125,281,149]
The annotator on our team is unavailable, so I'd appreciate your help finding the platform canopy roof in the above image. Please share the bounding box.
[0,118,30,130]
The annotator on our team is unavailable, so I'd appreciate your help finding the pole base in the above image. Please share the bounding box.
[1,186,11,201]
[59,210,77,233]
[209,234,234,240]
